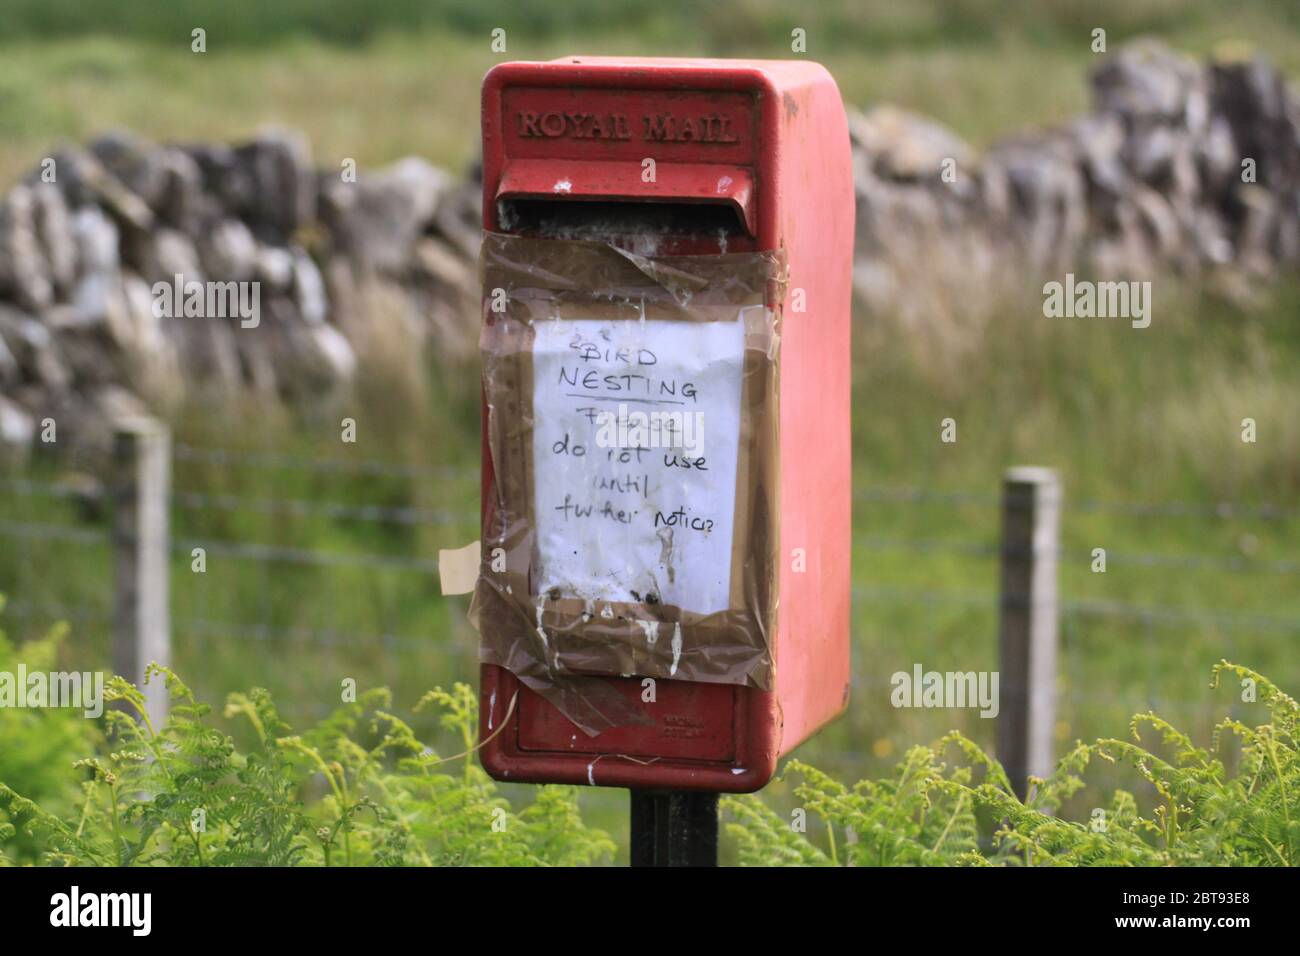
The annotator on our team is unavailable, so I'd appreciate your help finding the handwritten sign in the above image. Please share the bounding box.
[532,315,745,614]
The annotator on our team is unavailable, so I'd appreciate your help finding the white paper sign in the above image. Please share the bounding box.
[532,315,745,614]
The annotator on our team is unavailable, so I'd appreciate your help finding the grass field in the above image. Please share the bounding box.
[4,1,1300,187]
[1,3,1299,856]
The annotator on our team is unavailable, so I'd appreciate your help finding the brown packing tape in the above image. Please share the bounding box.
[471,233,786,735]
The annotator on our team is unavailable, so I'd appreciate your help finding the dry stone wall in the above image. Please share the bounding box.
[0,41,1296,449]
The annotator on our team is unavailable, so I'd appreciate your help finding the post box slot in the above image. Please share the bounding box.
[493,157,757,241]
[498,197,747,242]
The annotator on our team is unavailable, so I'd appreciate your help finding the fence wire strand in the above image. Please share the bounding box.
[4,448,1298,750]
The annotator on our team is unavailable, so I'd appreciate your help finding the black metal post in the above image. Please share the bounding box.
[629,790,718,866]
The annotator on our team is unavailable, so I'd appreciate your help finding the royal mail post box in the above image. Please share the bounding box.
[475,57,852,792]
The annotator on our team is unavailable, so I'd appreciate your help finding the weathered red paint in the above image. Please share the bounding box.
[478,57,854,792]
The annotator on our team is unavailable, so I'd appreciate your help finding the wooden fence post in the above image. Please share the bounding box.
[112,416,171,729]
[997,466,1060,800]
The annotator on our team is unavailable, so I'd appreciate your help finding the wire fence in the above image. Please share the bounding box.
[4,451,1298,630]
[2,435,1297,775]
[172,442,475,482]
[855,485,1299,521]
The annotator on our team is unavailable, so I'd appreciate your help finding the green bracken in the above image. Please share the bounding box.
[725,662,1298,866]
[1,654,1294,866]
[0,661,614,866]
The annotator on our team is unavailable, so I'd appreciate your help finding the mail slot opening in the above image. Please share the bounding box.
[497,198,749,241]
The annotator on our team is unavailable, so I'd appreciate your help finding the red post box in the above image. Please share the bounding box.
[476,57,853,792]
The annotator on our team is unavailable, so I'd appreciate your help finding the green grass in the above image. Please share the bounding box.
[2,0,1297,53]
[3,2,1300,188]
